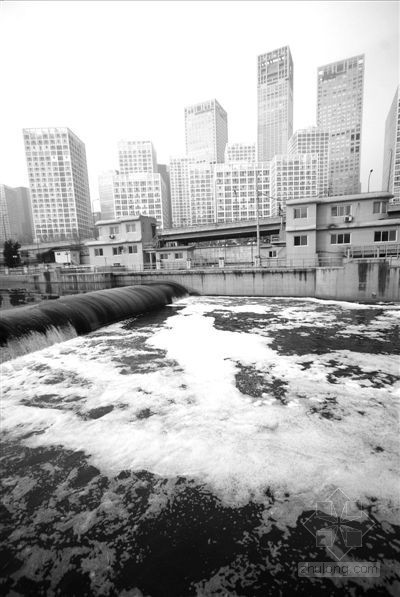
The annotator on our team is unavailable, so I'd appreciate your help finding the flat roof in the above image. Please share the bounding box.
[95,215,156,226]
[286,192,393,206]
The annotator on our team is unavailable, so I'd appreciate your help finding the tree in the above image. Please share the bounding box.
[3,240,21,268]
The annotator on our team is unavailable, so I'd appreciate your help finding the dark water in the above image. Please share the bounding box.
[1,297,399,596]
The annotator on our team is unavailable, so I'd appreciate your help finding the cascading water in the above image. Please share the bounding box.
[0,282,188,361]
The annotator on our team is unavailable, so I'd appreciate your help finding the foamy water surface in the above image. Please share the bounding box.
[1,296,399,596]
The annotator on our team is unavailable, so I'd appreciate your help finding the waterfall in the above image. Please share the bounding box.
[0,283,188,362]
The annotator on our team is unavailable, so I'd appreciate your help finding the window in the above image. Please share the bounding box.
[126,223,136,232]
[374,230,397,242]
[373,201,387,214]
[94,248,103,256]
[160,253,168,260]
[330,233,351,244]
[112,246,124,255]
[294,235,308,246]
[128,245,138,254]
[331,205,351,217]
[294,206,308,219]
[109,226,119,235]
[174,252,183,259]
[269,250,277,257]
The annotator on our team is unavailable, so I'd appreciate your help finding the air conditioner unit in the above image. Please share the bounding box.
[344,215,353,223]
[109,234,115,239]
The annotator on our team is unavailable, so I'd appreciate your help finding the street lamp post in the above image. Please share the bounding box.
[368,169,373,193]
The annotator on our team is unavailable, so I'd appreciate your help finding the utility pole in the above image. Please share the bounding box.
[368,169,373,193]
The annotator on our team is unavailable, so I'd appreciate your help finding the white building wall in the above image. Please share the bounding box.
[23,127,92,242]
[288,127,330,197]
[270,154,319,216]
[215,163,271,223]
[225,143,256,164]
[118,140,157,174]
[185,99,228,163]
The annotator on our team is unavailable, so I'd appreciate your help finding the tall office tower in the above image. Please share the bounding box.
[257,46,293,162]
[288,127,330,197]
[118,140,157,174]
[112,172,170,229]
[215,163,271,223]
[157,164,172,228]
[0,185,34,244]
[270,154,319,216]
[185,99,228,163]
[317,54,364,196]
[225,143,256,164]
[23,128,92,241]
[187,162,215,225]
[382,86,400,201]
[169,157,193,227]
[98,170,118,220]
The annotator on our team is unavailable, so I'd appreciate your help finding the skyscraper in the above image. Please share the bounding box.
[288,127,330,197]
[23,127,92,241]
[118,140,157,174]
[0,185,33,244]
[257,46,293,161]
[98,170,118,220]
[382,86,400,201]
[317,54,364,196]
[185,99,228,163]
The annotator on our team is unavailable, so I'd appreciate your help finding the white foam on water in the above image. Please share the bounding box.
[1,296,399,522]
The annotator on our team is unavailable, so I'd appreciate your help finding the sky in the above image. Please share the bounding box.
[0,0,398,210]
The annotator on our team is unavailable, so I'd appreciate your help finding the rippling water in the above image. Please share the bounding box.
[1,296,399,596]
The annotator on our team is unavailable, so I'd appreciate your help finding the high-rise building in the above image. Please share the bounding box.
[270,154,319,216]
[98,170,118,220]
[112,172,170,229]
[215,163,271,223]
[23,127,92,241]
[382,86,400,202]
[288,127,330,197]
[169,157,193,228]
[257,46,293,162]
[317,54,364,196]
[0,185,34,244]
[157,164,172,227]
[225,143,256,164]
[118,140,157,174]
[187,162,215,225]
[185,99,228,163]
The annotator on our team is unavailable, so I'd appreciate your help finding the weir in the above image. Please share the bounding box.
[0,282,188,361]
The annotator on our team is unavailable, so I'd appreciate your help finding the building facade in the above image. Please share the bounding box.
[98,170,118,220]
[225,143,256,164]
[187,161,215,225]
[23,127,92,241]
[118,140,157,174]
[169,157,193,228]
[86,215,157,269]
[382,86,400,202]
[112,172,170,229]
[317,55,364,196]
[257,46,293,162]
[288,127,330,197]
[185,99,228,163]
[270,154,319,216]
[0,185,34,244]
[215,163,271,223]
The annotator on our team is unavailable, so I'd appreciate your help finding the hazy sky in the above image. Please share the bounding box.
[0,0,398,210]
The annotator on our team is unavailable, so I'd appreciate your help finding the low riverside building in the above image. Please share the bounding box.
[285,191,399,265]
[86,215,157,269]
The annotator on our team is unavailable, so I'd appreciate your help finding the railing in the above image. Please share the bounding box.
[346,243,400,259]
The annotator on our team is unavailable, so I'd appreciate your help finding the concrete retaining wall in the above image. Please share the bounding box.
[1,261,399,302]
[115,268,316,297]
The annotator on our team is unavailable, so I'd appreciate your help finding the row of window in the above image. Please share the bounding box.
[293,230,397,246]
[293,201,388,220]
[94,245,138,257]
